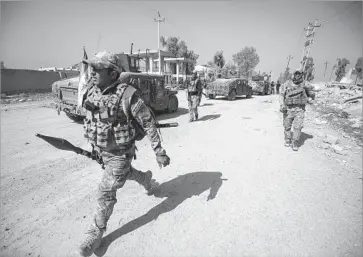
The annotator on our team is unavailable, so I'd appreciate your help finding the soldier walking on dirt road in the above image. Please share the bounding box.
[276,80,281,94]
[279,69,315,151]
[78,51,170,257]
[187,71,202,122]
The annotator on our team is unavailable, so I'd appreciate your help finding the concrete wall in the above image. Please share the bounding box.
[1,69,79,94]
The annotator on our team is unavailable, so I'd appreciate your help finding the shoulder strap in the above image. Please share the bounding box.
[113,84,137,125]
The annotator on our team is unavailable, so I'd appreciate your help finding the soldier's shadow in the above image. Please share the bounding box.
[94,171,227,257]
[298,132,313,146]
[197,114,221,121]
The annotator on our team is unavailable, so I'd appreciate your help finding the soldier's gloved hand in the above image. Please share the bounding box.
[156,153,170,168]
[279,105,287,113]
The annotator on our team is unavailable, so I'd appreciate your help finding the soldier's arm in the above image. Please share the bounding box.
[279,84,286,106]
[304,85,316,100]
[130,93,166,155]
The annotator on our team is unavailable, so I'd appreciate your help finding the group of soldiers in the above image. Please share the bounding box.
[270,80,282,94]
[74,51,315,256]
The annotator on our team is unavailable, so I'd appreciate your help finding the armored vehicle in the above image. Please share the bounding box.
[52,53,179,121]
[205,78,252,100]
[249,74,270,95]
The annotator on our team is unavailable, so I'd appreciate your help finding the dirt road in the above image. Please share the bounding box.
[1,93,362,257]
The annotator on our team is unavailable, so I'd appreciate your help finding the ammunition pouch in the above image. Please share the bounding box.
[284,86,308,106]
[84,100,99,112]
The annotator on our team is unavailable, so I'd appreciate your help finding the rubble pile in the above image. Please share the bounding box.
[309,81,362,144]
[1,92,55,105]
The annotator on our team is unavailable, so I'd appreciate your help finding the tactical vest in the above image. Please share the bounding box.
[83,83,142,150]
[188,79,198,92]
[284,84,308,106]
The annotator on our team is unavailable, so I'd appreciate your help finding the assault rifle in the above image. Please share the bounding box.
[36,122,178,167]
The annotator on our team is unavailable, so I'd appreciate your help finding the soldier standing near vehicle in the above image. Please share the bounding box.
[196,73,204,106]
[279,69,315,151]
[78,51,170,257]
[187,71,202,122]
[270,81,275,94]
[276,80,281,94]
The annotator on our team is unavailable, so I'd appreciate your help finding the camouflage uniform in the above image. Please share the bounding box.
[78,52,169,256]
[279,72,315,151]
[187,73,202,122]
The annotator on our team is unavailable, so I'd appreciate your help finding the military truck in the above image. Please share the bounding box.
[249,74,270,95]
[52,53,179,121]
[205,78,252,100]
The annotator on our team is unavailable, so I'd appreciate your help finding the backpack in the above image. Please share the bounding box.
[117,84,159,141]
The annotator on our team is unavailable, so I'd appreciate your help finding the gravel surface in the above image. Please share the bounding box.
[1,93,362,257]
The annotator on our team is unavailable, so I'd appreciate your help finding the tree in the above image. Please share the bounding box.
[335,58,350,82]
[302,57,315,81]
[213,51,225,69]
[160,36,199,73]
[232,46,260,78]
[282,67,292,83]
[354,57,363,81]
[277,72,284,83]
[220,61,237,78]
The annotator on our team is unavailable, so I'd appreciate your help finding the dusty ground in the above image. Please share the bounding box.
[1,92,362,257]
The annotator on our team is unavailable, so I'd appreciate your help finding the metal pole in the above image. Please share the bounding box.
[324,61,328,78]
[154,11,165,75]
[302,19,320,72]
[286,55,293,69]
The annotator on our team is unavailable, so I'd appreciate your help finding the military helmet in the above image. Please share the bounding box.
[292,69,304,84]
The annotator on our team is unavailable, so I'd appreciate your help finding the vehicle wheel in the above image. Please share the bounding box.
[167,95,178,113]
[246,94,252,98]
[228,89,237,100]
[208,94,215,99]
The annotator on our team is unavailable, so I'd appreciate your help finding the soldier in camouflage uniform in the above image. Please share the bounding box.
[78,51,170,257]
[279,69,315,151]
[187,71,202,122]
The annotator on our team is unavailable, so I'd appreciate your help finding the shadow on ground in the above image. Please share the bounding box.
[199,103,213,107]
[94,171,227,257]
[298,132,313,146]
[197,114,221,122]
[155,107,189,121]
[213,96,253,101]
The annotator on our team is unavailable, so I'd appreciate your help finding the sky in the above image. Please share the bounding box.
[0,0,362,81]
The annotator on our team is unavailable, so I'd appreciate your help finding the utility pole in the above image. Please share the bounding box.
[300,19,321,71]
[154,11,165,75]
[286,55,293,69]
[96,31,102,52]
[324,61,328,78]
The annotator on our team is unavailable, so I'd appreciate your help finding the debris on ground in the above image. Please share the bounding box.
[310,81,362,145]
[1,92,56,105]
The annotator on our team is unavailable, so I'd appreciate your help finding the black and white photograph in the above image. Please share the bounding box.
[0,1,362,256]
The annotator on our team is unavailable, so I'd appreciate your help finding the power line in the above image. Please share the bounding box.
[320,1,359,24]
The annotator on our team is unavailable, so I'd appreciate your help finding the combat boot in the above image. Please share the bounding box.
[291,140,299,151]
[144,170,160,196]
[284,131,292,147]
[78,223,105,257]
[292,130,301,151]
